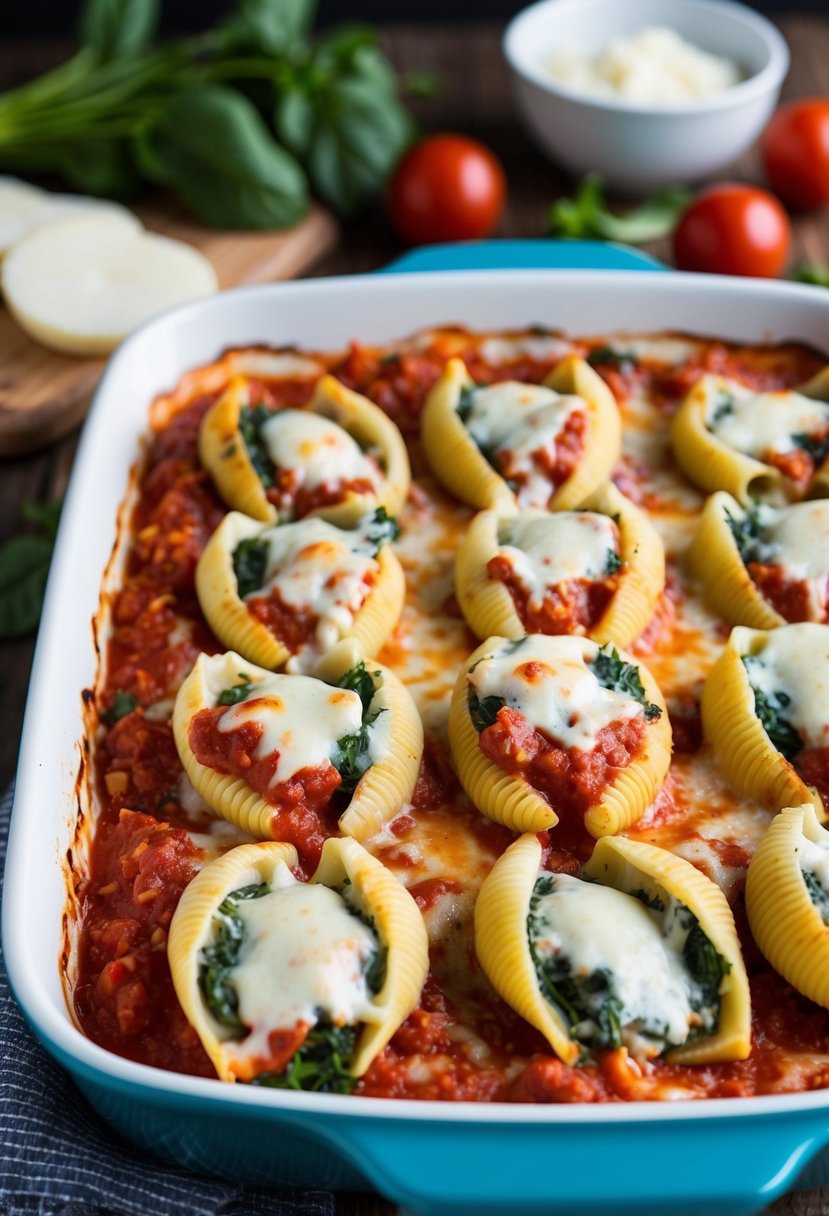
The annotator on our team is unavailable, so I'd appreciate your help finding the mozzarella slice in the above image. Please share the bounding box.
[0,176,133,258]
[2,212,218,355]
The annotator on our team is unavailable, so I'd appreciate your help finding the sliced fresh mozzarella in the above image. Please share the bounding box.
[0,176,134,258]
[2,212,218,355]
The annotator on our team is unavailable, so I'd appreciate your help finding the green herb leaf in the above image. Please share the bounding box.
[682,919,730,1013]
[101,689,139,724]
[803,870,829,925]
[79,0,161,60]
[791,264,829,289]
[135,85,308,229]
[793,431,829,468]
[548,174,690,245]
[587,346,638,374]
[223,0,317,55]
[238,403,277,488]
[605,548,622,576]
[337,660,379,716]
[218,674,255,706]
[710,391,736,424]
[274,28,413,216]
[724,503,768,566]
[332,662,384,793]
[233,537,269,598]
[0,499,62,640]
[60,138,141,199]
[403,69,443,99]
[363,506,400,552]
[199,882,270,1032]
[742,656,802,761]
[252,1023,357,1092]
[589,645,661,721]
[468,692,506,734]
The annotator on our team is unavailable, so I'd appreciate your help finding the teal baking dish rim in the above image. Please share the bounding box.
[6,238,829,1215]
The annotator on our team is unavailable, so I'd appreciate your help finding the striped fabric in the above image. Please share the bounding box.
[0,786,336,1216]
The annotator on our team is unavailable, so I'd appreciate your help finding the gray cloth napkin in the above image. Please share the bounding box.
[0,784,336,1216]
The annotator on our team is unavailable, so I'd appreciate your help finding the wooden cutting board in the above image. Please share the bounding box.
[0,199,338,458]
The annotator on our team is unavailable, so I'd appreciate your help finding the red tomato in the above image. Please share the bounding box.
[388,134,506,245]
[762,98,829,210]
[672,184,791,278]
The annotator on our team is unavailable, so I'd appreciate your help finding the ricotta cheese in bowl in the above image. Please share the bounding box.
[547,25,743,105]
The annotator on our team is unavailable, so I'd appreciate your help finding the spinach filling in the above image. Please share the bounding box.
[587,346,638,375]
[724,503,770,567]
[793,431,829,468]
[604,548,623,576]
[589,645,661,722]
[100,689,138,724]
[363,506,401,552]
[741,655,803,761]
[199,879,384,1093]
[232,537,269,598]
[709,390,736,425]
[802,870,829,925]
[456,383,484,425]
[467,638,525,733]
[239,403,276,488]
[527,876,728,1055]
[331,661,386,794]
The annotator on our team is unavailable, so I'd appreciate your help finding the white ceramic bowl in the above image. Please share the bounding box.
[503,0,790,192]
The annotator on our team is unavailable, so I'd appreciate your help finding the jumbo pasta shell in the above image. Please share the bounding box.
[199,373,411,526]
[448,635,671,838]
[313,836,429,1073]
[474,834,578,1064]
[420,356,621,513]
[195,512,405,670]
[167,841,299,1081]
[584,837,751,1063]
[455,485,663,648]
[167,837,428,1082]
[172,648,423,843]
[671,375,784,505]
[689,493,784,629]
[700,627,824,817]
[746,804,829,1010]
[315,640,424,840]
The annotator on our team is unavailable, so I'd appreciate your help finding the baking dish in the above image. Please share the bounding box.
[5,241,829,1216]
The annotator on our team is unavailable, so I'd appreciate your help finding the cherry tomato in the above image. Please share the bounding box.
[762,98,829,210]
[672,184,791,278]
[388,134,506,245]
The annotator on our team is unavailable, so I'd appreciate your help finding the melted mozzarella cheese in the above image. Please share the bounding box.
[463,382,586,508]
[477,335,571,365]
[255,517,378,656]
[530,874,697,1053]
[467,635,642,751]
[743,501,829,620]
[227,862,377,1060]
[212,670,364,782]
[261,409,380,492]
[498,511,618,608]
[744,623,829,749]
[706,383,829,461]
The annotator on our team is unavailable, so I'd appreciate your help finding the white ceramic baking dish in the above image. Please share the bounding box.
[5,252,829,1216]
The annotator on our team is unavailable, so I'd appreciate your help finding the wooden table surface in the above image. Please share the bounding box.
[3,19,829,1216]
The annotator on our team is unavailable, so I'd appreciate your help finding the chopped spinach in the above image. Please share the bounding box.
[710,391,736,424]
[101,689,139,724]
[239,403,277,488]
[218,673,255,706]
[803,870,829,925]
[682,920,730,1030]
[233,537,269,598]
[587,346,638,375]
[793,431,829,468]
[363,506,400,552]
[469,693,507,734]
[457,384,483,424]
[742,656,802,761]
[605,548,623,576]
[631,888,666,913]
[339,889,386,994]
[252,1023,357,1093]
[589,645,661,721]
[199,882,270,1034]
[724,503,768,566]
[332,662,384,793]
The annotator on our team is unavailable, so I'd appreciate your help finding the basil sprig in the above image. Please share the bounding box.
[0,499,62,640]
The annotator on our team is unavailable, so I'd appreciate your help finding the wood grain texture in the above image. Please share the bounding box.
[3,23,829,1216]
[0,201,338,457]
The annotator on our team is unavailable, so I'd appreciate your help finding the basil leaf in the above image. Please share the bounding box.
[101,690,139,724]
[468,692,506,734]
[135,85,308,229]
[218,674,255,706]
[233,537,269,598]
[223,0,317,55]
[0,536,53,640]
[79,0,161,59]
[792,264,829,289]
[252,1023,357,1093]
[548,174,690,244]
[60,138,141,199]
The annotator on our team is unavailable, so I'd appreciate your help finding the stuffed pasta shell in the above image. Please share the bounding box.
[701,623,829,817]
[199,373,410,524]
[746,803,829,1010]
[671,373,829,504]
[455,483,664,647]
[448,634,671,837]
[167,837,429,1085]
[172,644,423,852]
[420,355,621,512]
[691,492,829,628]
[195,508,405,671]
[474,833,750,1066]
